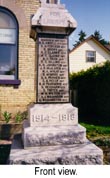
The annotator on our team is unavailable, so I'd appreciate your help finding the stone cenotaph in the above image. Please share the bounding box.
[9,0,103,164]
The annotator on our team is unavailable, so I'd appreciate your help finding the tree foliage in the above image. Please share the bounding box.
[70,61,110,125]
[78,30,87,42]
[93,30,102,41]
[73,30,87,47]
[73,30,109,47]
[93,30,109,45]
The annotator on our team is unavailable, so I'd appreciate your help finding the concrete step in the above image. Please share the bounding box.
[22,123,86,148]
[9,134,103,165]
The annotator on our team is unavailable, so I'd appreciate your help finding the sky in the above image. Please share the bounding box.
[61,0,110,49]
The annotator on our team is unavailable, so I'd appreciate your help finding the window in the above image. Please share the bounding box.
[0,7,19,84]
[86,51,96,62]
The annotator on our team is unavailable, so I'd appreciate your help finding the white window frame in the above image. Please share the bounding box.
[86,50,96,63]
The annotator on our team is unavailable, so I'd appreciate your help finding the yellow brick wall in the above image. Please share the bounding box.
[0,0,40,119]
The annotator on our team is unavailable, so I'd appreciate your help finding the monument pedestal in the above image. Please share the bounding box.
[9,104,103,165]
[9,1,103,164]
[22,123,86,148]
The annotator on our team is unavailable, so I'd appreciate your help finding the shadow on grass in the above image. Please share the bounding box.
[79,113,110,126]
[0,144,11,164]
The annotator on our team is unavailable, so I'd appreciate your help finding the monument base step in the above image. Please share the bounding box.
[22,122,86,148]
[9,134,103,165]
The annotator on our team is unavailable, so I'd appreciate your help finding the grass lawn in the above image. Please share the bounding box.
[80,123,110,164]
[81,123,110,139]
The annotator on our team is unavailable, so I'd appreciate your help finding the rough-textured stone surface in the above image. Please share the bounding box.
[9,134,103,165]
[32,1,77,30]
[22,122,86,148]
[28,104,78,127]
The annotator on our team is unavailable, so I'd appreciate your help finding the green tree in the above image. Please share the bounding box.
[93,30,109,45]
[100,38,109,45]
[73,30,86,47]
[78,30,86,42]
[93,30,102,41]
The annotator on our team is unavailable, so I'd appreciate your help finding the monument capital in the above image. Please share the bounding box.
[31,0,77,36]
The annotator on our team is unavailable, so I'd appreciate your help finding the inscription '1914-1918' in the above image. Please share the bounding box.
[32,113,75,123]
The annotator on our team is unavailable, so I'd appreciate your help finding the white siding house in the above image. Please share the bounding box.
[69,36,110,73]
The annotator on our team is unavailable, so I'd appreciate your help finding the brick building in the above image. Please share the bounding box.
[0,0,40,119]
